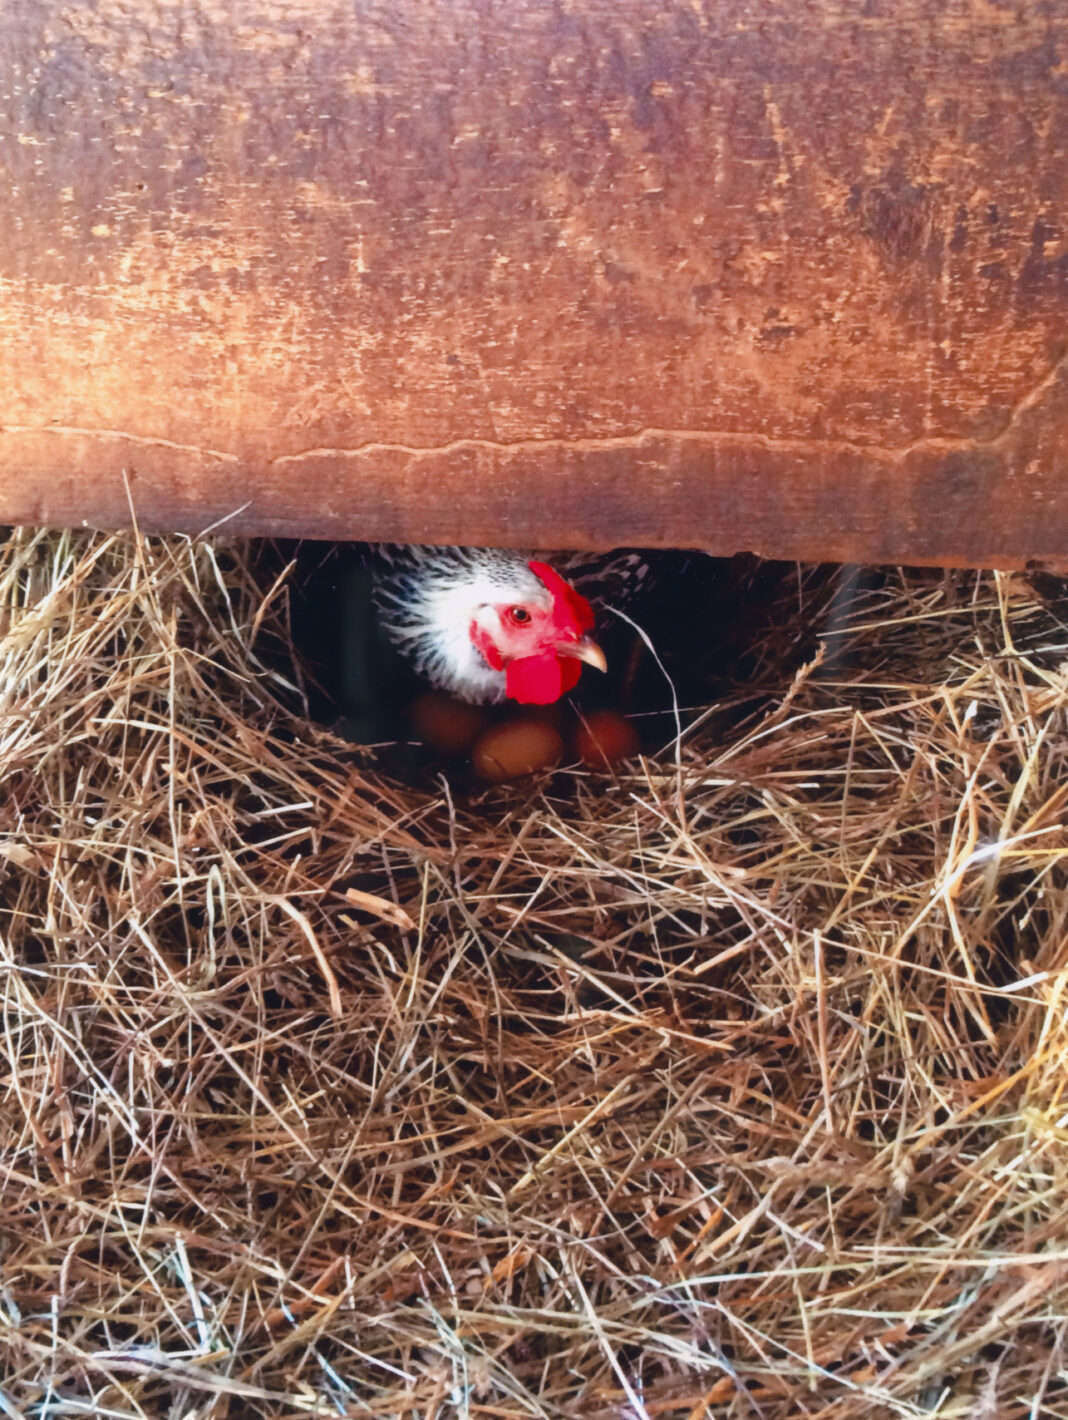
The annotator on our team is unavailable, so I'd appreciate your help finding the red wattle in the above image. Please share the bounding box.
[506,653,581,705]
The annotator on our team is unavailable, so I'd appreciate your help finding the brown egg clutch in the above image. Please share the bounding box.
[408,693,640,780]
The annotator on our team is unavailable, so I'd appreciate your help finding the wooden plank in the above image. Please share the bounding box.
[0,0,1066,564]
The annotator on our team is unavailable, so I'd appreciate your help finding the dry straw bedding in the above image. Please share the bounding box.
[2,528,1068,1419]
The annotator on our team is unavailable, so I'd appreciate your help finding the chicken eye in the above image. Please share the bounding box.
[506,606,532,626]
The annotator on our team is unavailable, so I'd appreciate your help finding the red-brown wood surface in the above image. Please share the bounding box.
[1,0,1067,563]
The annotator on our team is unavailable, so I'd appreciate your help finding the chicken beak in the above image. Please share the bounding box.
[556,635,608,673]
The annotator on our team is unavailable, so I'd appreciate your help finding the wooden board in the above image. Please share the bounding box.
[1,0,1067,564]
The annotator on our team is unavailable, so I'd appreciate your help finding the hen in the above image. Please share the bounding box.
[369,545,656,705]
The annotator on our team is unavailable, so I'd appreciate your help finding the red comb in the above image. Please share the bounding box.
[528,561,595,632]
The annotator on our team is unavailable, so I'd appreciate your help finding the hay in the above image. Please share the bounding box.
[2,527,1068,1419]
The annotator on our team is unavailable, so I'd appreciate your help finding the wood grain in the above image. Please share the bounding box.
[0,0,1066,564]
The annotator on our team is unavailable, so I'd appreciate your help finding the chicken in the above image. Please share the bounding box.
[369,544,613,705]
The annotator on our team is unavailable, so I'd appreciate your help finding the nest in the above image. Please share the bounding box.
[3,527,1068,1419]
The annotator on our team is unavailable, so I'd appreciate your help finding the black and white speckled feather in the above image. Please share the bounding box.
[548,549,660,609]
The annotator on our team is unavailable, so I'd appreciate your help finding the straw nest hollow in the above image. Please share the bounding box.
[2,528,1068,1419]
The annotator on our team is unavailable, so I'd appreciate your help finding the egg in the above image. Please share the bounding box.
[571,709,640,768]
[409,692,488,755]
[472,717,564,782]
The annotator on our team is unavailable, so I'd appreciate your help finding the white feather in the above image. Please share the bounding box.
[371,547,551,703]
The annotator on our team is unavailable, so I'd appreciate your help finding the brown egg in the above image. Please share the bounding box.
[472,717,564,782]
[409,692,489,755]
[572,709,641,769]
